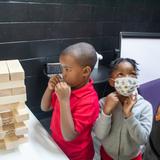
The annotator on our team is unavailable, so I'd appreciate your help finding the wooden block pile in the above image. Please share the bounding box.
[0,60,29,150]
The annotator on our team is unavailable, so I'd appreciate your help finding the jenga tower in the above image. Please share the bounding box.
[0,60,29,150]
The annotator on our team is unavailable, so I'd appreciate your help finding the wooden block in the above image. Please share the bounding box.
[0,119,14,127]
[0,89,11,97]
[0,130,6,139]
[0,102,25,112]
[0,80,24,90]
[3,123,15,132]
[13,102,26,109]
[18,135,28,143]
[15,122,28,135]
[0,116,2,126]
[14,108,29,122]
[0,111,13,118]
[0,94,26,105]
[0,104,11,112]
[0,111,14,126]
[6,60,24,81]
[0,123,14,139]
[0,139,5,150]
[0,61,9,82]
[4,134,19,150]
[4,134,28,150]
[0,121,28,139]
[12,86,26,95]
[0,106,28,126]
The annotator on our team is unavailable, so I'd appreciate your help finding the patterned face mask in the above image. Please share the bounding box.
[114,77,138,96]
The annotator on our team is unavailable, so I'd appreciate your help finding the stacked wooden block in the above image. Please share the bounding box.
[0,60,29,150]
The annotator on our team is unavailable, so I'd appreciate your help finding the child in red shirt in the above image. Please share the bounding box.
[41,42,99,160]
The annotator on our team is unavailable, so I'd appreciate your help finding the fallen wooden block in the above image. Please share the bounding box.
[6,60,24,81]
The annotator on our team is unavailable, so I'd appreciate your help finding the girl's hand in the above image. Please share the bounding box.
[48,75,62,91]
[103,92,119,115]
[123,95,137,118]
[55,82,71,103]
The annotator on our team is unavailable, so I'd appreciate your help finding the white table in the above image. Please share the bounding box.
[0,107,69,160]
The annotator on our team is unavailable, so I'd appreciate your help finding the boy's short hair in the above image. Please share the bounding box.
[109,57,139,77]
[61,42,97,71]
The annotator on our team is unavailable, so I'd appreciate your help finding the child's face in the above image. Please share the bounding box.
[59,54,89,89]
[109,61,137,87]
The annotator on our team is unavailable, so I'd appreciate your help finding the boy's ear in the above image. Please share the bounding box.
[109,78,115,87]
[82,66,91,77]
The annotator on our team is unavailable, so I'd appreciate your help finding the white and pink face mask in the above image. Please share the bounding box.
[114,77,138,97]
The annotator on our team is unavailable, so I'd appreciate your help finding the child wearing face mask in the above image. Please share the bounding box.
[94,58,153,160]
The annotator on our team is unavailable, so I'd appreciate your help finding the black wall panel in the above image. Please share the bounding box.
[0,0,159,119]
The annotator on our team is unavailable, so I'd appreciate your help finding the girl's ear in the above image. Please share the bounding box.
[82,66,91,77]
[109,78,115,87]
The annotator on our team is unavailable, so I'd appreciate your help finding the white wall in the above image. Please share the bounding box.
[120,38,160,84]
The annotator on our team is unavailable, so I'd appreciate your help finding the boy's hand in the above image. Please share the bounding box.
[48,75,62,91]
[123,95,137,118]
[55,82,71,102]
[103,92,119,115]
